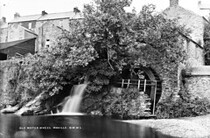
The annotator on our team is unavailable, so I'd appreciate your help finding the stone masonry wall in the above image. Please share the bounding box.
[185,76,210,100]
[149,63,180,103]
[37,22,63,52]
[0,60,21,108]
[7,24,25,42]
[184,66,210,101]
[164,6,205,67]
[164,6,204,46]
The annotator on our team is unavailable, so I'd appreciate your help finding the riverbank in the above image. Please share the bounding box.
[125,114,210,138]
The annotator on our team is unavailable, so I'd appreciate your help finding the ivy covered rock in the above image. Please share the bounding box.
[81,87,151,119]
[156,91,210,119]
[102,88,151,119]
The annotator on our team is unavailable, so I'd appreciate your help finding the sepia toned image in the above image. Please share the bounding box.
[0,0,210,138]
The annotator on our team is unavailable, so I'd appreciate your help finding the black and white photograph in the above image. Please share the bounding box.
[0,0,210,137]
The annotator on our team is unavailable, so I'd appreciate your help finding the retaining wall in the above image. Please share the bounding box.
[184,66,210,100]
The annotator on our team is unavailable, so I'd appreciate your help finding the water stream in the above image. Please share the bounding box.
[60,84,87,115]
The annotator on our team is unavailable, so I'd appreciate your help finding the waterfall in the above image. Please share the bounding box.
[61,84,87,114]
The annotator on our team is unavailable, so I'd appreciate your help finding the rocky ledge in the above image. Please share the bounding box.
[125,114,210,138]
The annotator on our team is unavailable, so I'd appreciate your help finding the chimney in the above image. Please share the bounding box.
[73,7,80,14]
[170,0,179,7]
[198,1,202,8]
[14,12,20,18]
[41,10,48,16]
[2,17,6,23]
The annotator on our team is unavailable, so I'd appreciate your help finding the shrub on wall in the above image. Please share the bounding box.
[102,88,151,119]
[156,91,210,119]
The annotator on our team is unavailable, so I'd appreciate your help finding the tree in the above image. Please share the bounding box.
[21,0,189,98]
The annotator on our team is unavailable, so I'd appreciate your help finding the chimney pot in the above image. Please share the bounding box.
[14,13,21,18]
[170,0,179,7]
[73,7,80,14]
[2,17,6,23]
[42,11,48,16]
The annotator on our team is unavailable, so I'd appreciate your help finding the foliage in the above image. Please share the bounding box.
[21,30,96,96]
[82,60,116,93]
[83,1,189,70]
[156,91,210,119]
[20,0,189,99]
[102,88,151,119]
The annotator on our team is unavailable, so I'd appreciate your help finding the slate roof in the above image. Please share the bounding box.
[10,14,41,23]
[9,11,82,23]
[38,11,82,21]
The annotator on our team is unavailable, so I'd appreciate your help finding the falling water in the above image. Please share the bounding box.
[61,84,87,114]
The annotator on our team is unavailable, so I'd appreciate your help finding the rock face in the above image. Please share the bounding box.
[15,92,46,115]
[0,105,19,113]
[0,60,22,108]
[80,87,152,119]
[0,60,51,115]
[0,60,73,115]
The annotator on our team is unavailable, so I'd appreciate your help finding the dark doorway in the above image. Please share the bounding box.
[0,53,7,60]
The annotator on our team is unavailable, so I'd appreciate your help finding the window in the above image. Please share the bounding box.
[45,39,50,47]
[28,23,32,29]
[205,52,210,65]
[206,52,210,60]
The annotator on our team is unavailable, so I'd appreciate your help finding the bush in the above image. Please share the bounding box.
[156,92,210,119]
[102,87,151,119]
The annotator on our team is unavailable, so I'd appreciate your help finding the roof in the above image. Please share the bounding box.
[9,11,83,23]
[38,11,82,21]
[19,25,38,36]
[10,14,41,23]
[203,16,210,25]
[0,38,36,50]
[163,6,202,20]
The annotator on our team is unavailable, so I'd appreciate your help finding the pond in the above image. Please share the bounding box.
[0,114,175,138]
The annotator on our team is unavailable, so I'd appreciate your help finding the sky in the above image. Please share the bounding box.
[0,0,210,22]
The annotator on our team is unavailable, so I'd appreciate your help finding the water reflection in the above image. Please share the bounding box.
[0,114,174,138]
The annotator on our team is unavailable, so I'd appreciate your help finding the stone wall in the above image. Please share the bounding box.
[0,24,37,43]
[149,63,180,103]
[164,6,204,46]
[7,24,26,42]
[164,6,205,67]
[37,22,63,52]
[184,66,210,100]
[185,41,204,67]
[0,60,21,108]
